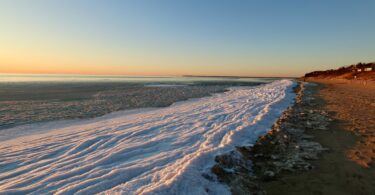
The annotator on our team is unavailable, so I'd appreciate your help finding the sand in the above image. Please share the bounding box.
[262,79,375,195]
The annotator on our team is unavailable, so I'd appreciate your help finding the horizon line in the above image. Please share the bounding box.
[0,72,299,78]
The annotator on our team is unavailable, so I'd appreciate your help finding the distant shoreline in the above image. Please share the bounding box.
[303,62,375,81]
[183,75,297,79]
[0,72,298,79]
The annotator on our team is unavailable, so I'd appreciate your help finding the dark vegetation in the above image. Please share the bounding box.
[304,62,375,80]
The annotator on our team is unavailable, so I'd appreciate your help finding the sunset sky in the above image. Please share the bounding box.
[1,0,374,77]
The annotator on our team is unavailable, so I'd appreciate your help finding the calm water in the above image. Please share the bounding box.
[0,74,278,130]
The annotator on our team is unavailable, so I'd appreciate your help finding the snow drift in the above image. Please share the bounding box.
[0,80,295,195]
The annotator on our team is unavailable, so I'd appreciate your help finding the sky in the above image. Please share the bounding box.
[0,0,374,77]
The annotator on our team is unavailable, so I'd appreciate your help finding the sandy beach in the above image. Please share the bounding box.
[1,1,374,194]
[261,79,375,195]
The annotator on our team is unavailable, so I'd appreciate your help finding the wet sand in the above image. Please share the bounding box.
[262,79,375,195]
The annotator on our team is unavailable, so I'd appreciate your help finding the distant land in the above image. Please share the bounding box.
[304,62,375,81]
[182,75,297,79]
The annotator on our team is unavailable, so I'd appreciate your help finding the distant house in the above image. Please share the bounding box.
[363,63,375,72]
[352,62,375,72]
[304,62,375,78]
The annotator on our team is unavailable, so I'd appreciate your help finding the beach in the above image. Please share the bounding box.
[1,78,374,194]
[2,1,374,194]
[259,79,375,195]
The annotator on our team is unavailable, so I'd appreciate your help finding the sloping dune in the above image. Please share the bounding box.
[0,80,295,195]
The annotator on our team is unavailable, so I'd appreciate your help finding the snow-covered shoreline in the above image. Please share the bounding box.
[0,80,296,194]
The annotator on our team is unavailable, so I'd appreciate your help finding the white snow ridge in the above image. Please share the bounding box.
[0,80,295,195]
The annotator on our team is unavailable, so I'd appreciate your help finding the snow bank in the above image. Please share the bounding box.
[0,80,295,195]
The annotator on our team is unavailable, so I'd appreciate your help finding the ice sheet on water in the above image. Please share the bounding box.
[0,80,295,195]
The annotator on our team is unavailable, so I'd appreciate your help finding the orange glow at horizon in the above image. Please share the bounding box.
[0,63,180,77]
[0,53,300,77]
[1,1,375,78]
[0,35,305,78]
[0,62,299,77]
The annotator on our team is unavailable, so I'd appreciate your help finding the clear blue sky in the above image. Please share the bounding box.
[1,0,374,77]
